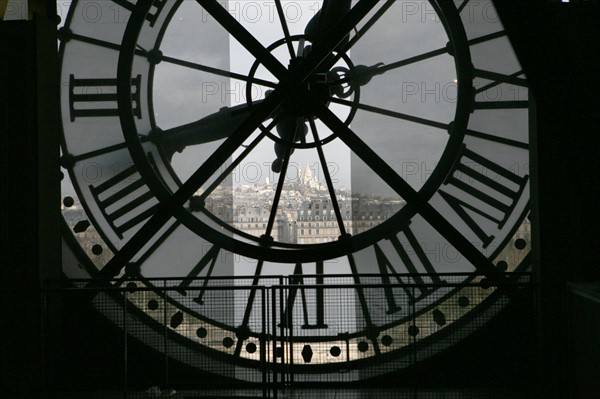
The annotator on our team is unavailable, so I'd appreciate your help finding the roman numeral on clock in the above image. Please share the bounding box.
[439,146,529,248]
[375,227,444,314]
[89,164,159,239]
[110,0,167,26]
[280,262,327,330]
[69,74,141,121]
[177,245,221,305]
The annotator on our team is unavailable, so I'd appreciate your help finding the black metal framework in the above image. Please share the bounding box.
[58,0,531,273]
[59,0,530,261]
[100,0,479,272]
[75,1,472,272]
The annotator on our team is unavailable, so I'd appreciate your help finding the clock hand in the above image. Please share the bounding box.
[305,0,351,46]
[328,62,385,98]
[333,63,386,87]
[271,41,309,174]
[302,0,352,79]
[302,1,385,103]
[161,2,375,171]
[153,100,273,159]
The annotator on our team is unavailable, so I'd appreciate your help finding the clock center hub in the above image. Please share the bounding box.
[245,35,359,157]
[283,57,332,118]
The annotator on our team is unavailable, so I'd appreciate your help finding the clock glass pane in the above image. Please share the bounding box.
[57,0,532,379]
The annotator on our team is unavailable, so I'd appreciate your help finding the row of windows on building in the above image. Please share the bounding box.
[297,214,385,221]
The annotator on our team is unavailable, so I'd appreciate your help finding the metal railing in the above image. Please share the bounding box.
[41,273,536,398]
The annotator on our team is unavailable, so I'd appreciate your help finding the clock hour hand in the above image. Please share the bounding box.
[153,100,266,160]
[305,0,352,46]
[304,1,383,98]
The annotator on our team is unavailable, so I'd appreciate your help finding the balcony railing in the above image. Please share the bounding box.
[41,273,537,398]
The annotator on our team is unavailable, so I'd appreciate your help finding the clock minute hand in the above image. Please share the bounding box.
[330,62,386,87]
[326,62,385,99]
[154,100,267,159]
[350,63,386,86]
[268,0,352,172]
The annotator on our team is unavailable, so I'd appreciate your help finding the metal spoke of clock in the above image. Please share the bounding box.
[465,129,529,150]
[274,0,296,59]
[324,6,489,87]
[308,118,347,237]
[312,101,417,201]
[65,32,120,51]
[468,30,505,46]
[196,0,288,81]
[330,97,449,131]
[346,0,395,50]
[60,31,146,58]
[312,101,501,277]
[197,119,280,203]
[160,55,277,89]
[264,146,293,240]
[67,136,151,163]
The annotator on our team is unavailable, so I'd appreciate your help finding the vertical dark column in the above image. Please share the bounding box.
[494,1,600,398]
[0,1,60,395]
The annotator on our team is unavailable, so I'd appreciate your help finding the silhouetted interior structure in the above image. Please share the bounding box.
[1,1,599,398]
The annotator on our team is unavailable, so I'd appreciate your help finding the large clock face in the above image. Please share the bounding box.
[59,0,531,378]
